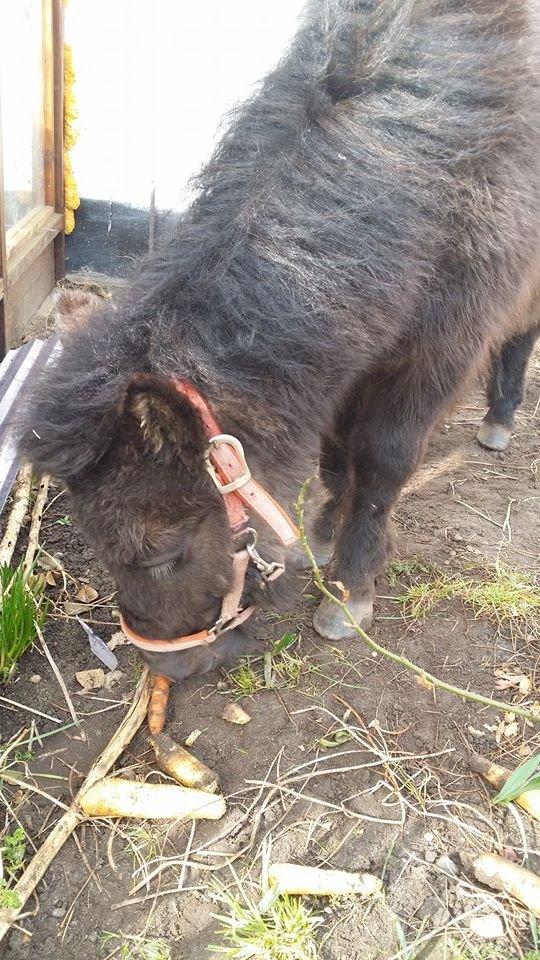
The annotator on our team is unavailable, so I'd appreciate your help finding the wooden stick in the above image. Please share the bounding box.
[0,464,33,567]
[295,481,540,725]
[23,475,50,574]
[0,669,151,942]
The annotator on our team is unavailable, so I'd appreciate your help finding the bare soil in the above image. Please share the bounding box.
[1,345,539,960]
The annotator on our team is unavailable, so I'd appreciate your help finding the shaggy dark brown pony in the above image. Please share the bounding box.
[21,0,540,681]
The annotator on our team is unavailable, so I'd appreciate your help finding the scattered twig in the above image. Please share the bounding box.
[35,624,85,740]
[0,464,33,567]
[295,480,540,724]
[0,695,62,724]
[22,476,50,575]
[0,669,151,943]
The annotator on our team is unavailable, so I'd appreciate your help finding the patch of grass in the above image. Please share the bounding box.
[0,563,48,680]
[226,636,305,696]
[123,824,167,866]
[100,931,171,960]
[209,881,321,959]
[396,565,540,625]
[227,658,263,696]
[387,556,431,588]
[0,882,21,909]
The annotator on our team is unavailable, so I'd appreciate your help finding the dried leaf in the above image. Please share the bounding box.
[64,600,90,617]
[75,668,105,691]
[185,729,202,747]
[64,601,91,616]
[45,571,57,587]
[75,584,99,604]
[222,703,251,725]
[107,630,128,651]
[519,676,532,696]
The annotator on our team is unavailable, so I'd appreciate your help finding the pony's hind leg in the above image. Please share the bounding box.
[478,323,539,451]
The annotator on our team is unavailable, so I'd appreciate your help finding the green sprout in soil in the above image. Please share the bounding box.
[396,565,540,624]
[493,752,540,805]
[55,515,72,526]
[209,880,321,960]
[0,563,48,681]
[0,827,26,910]
[100,931,171,960]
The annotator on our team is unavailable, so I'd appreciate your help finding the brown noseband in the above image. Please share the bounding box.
[120,379,299,652]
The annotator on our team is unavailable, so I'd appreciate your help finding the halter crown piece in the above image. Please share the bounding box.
[120,379,299,652]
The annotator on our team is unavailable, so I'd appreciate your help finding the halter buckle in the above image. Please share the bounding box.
[205,434,252,494]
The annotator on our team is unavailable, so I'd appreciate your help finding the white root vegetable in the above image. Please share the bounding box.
[267,862,382,898]
[152,732,219,793]
[473,853,540,916]
[79,776,226,821]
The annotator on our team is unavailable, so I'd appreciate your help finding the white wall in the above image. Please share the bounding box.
[67,0,305,212]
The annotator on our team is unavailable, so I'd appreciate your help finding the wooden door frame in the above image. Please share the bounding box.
[0,0,64,352]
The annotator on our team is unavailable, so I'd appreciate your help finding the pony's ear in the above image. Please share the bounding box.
[55,289,105,341]
[124,374,206,465]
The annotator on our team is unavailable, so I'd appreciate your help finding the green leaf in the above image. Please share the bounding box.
[493,753,540,805]
[273,632,297,655]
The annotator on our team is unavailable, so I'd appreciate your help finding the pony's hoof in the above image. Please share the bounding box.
[289,539,334,571]
[313,595,374,641]
[477,420,512,452]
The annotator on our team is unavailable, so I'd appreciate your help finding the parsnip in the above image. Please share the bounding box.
[79,776,226,821]
[473,853,540,916]
[267,862,382,898]
[152,732,220,793]
[469,753,540,823]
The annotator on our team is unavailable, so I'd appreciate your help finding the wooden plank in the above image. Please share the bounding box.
[42,0,55,207]
[6,207,63,288]
[0,78,8,354]
[52,0,64,217]
[52,0,65,279]
[8,246,55,346]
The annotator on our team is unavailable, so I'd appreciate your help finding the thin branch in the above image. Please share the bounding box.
[0,464,33,567]
[23,475,50,575]
[35,624,85,740]
[295,480,539,725]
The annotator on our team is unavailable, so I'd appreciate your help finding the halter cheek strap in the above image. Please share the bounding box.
[120,380,299,652]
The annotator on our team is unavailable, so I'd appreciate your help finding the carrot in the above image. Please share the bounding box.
[79,776,226,821]
[152,732,220,793]
[148,674,171,734]
[473,853,540,916]
[267,863,382,898]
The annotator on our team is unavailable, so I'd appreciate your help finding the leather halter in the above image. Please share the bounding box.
[120,379,299,652]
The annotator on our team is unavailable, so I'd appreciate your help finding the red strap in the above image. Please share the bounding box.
[174,379,299,546]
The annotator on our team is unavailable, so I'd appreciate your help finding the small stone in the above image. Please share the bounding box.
[436,854,459,878]
[425,850,438,863]
[469,913,504,939]
[222,702,251,725]
[52,906,66,919]
[29,674,42,684]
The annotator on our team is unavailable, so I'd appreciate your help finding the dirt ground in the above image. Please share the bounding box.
[1,343,539,960]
